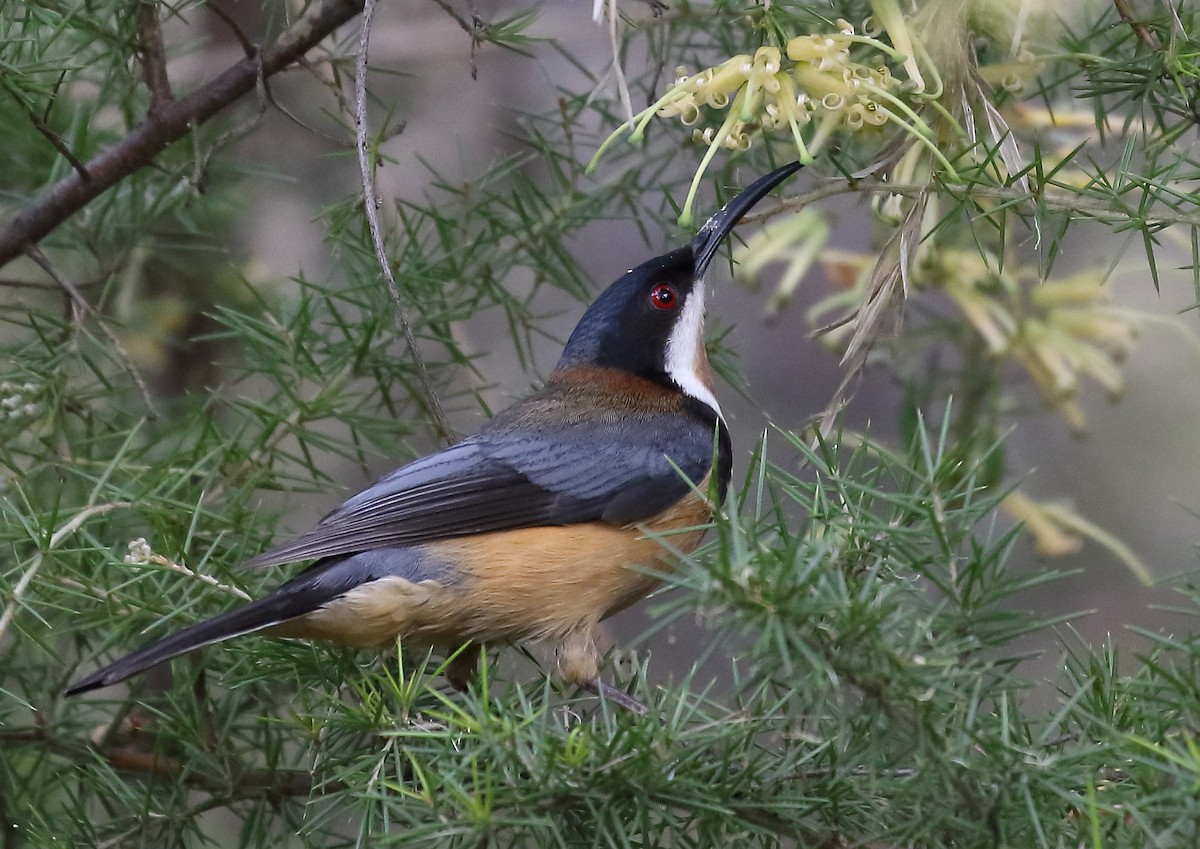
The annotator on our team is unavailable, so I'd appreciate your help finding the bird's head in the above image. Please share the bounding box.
[555,161,802,418]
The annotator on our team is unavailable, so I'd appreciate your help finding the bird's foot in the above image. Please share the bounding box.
[579,678,648,715]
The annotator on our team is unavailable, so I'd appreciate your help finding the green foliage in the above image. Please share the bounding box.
[3,0,1200,847]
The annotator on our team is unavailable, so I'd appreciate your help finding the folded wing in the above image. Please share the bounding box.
[245,412,720,569]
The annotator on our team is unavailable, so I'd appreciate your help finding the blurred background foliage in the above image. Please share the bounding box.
[4,0,1200,846]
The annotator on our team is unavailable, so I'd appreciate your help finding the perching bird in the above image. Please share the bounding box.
[65,161,803,712]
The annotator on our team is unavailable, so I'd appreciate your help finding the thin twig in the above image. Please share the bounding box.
[13,69,92,181]
[607,0,635,124]
[271,93,354,145]
[0,501,133,645]
[355,0,454,444]
[427,0,480,78]
[18,97,91,181]
[1112,0,1162,51]
[427,0,473,34]
[0,726,342,799]
[0,276,102,291]
[744,177,1200,230]
[24,247,158,416]
[135,0,174,113]
[298,55,356,120]
[0,0,368,270]
[125,541,252,601]
[1111,0,1200,123]
[44,575,137,616]
[190,54,269,192]
[205,1,257,60]
[207,1,347,144]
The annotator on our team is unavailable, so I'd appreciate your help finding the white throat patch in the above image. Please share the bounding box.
[664,280,724,420]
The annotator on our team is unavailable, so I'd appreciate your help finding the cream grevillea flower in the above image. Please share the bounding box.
[803,246,1152,434]
[923,252,1146,433]
[590,4,954,226]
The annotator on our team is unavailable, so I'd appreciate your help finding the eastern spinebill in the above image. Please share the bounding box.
[65,161,803,713]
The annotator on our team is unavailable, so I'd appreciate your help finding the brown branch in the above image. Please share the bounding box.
[24,100,91,182]
[426,0,473,35]
[1112,0,1162,51]
[0,275,102,291]
[188,57,269,193]
[0,726,341,800]
[209,5,349,146]
[742,177,1200,230]
[206,1,257,60]
[102,747,335,800]
[0,72,90,181]
[135,0,174,113]
[355,0,455,445]
[0,0,367,271]
[427,0,483,79]
[1112,0,1200,123]
[24,247,158,416]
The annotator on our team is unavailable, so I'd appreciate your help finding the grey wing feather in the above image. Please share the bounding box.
[245,416,717,569]
[476,421,714,522]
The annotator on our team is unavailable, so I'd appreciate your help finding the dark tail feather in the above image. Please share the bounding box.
[64,549,420,697]
[63,594,307,697]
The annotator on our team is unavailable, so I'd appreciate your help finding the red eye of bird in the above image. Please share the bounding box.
[648,283,678,311]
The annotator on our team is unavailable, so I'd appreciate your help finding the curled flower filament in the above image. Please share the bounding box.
[590,12,955,225]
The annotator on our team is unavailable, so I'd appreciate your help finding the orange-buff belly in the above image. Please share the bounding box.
[286,484,714,648]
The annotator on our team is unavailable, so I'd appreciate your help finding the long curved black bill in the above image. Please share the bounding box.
[690,161,803,277]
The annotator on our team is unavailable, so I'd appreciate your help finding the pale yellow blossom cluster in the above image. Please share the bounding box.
[732,209,831,319]
[1001,491,1151,582]
[787,244,1158,579]
[933,253,1141,433]
[797,246,1147,434]
[649,28,901,158]
[590,2,951,225]
[977,49,1043,95]
[123,537,156,565]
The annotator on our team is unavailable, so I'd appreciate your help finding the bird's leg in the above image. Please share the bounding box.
[443,642,482,692]
[557,626,648,715]
[579,678,648,715]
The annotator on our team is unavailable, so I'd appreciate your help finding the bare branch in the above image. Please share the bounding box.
[1112,0,1162,51]
[205,1,257,60]
[426,0,473,35]
[1111,0,1200,122]
[0,0,367,270]
[189,56,269,192]
[123,538,252,601]
[743,177,1200,231]
[204,0,348,147]
[355,0,455,444]
[0,276,102,291]
[24,247,158,416]
[0,726,342,800]
[23,99,91,182]
[427,0,481,78]
[135,0,174,113]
